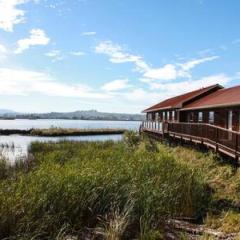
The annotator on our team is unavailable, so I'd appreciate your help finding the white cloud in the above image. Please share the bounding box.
[15,29,50,54]
[0,44,7,54]
[0,67,162,113]
[82,31,96,36]
[0,0,31,32]
[70,51,85,56]
[146,74,230,93]
[143,56,219,81]
[143,64,177,80]
[0,67,232,113]
[101,79,131,92]
[0,43,7,60]
[179,56,219,71]
[45,50,60,57]
[0,67,109,99]
[0,44,7,58]
[45,50,64,62]
[95,41,143,64]
[95,41,219,82]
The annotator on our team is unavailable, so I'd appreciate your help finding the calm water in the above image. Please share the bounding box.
[0,120,141,162]
[0,119,140,130]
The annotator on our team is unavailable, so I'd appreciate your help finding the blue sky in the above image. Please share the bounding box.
[0,0,240,113]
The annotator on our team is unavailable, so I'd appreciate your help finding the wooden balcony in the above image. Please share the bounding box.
[141,121,240,160]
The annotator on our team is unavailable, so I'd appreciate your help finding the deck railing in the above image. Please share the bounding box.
[141,121,163,132]
[141,121,240,158]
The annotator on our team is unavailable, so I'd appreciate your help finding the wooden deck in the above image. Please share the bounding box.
[141,121,240,161]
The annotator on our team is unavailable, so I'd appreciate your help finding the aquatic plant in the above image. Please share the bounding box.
[0,137,210,239]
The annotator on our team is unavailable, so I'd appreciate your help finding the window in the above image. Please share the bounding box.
[155,113,159,121]
[163,112,166,121]
[167,111,170,120]
[198,112,203,122]
[188,112,194,122]
[147,113,152,121]
[172,111,175,121]
[209,111,214,124]
[228,110,233,130]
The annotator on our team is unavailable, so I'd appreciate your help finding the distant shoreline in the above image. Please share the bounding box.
[0,118,142,122]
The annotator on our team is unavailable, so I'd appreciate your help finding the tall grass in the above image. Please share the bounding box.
[0,133,210,239]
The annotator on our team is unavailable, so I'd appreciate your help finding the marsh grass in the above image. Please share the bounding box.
[154,141,240,235]
[0,133,210,239]
[30,127,126,136]
[2,131,240,238]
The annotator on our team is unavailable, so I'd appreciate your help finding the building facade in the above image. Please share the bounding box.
[143,84,240,132]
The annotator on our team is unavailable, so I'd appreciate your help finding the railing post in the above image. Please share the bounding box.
[216,127,219,153]
[235,134,239,160]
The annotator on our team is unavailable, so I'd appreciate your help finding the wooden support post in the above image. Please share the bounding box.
[216,128,219,153]
[235,134,239,161]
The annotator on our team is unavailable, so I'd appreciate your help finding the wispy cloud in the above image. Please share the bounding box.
[95,41,143,64]
[179,56,219,71]
[0,43,7,60]
[101,79,131,92]
[0,66,233,113]
[82,31,96,36]
[95,41,219,81]
[0,0,30,32]
[0,43,7,54]
[0,67,109,99]
[70,51,85,56]
[15,29,50,54]
[144,74,230,93]
[45,50,64,62]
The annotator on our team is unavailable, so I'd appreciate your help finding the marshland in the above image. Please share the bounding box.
[0,131,240,239]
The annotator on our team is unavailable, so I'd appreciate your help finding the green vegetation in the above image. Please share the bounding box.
[0,132,240,239]
[0,127,126,136]
[30,127,126,136]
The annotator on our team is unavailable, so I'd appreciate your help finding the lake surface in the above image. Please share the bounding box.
[0,120,141,162]
[0,119,141,130]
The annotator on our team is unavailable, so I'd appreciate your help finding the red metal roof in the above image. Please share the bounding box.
[142,84,222,113]
[182,85,240,110]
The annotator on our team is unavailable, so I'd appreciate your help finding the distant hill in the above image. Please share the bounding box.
[0,110,144,121]
[0,109,18,115]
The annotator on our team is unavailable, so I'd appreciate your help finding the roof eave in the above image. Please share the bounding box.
[181,102,240,111]
[142,106,177,113]
[142,84,223,113]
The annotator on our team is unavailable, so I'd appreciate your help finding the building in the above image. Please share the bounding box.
[142,84,240,160]
[143,84,240,131]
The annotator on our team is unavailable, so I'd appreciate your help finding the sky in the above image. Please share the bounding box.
[0,0,240,113]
